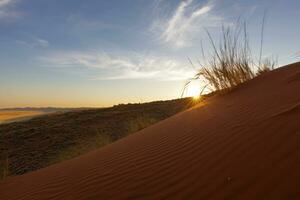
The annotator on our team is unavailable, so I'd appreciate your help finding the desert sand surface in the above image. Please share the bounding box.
[0,62,300,199]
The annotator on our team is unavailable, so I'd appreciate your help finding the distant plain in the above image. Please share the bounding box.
[0,111,44,124]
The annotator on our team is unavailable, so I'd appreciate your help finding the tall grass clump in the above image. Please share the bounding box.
[183,18,276,95]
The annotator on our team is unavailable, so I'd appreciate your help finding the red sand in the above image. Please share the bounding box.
[1,62,300,199]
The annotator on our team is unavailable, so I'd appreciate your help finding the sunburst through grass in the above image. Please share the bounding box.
[185,81,201,99]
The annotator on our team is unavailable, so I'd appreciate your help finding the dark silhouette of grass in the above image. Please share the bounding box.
[183,18,276,95]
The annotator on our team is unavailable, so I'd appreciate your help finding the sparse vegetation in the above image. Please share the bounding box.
[0,156,9,180]
[256,58,276,75]
[0,98,195,178]
[127,115,158,134]
[53,129,112,163]
[50,115,166,165]
[183,19,276,95]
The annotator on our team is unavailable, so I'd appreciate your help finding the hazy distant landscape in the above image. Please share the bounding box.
[0,108,77,125]
[0,110,44,124]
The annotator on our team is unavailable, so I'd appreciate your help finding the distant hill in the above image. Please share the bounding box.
[0,107,80,113]
[0,107,84,125]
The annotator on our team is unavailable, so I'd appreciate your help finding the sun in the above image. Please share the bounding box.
[186,82,201,100]
[193,94,200,100]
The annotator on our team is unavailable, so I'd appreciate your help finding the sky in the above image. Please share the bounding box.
[0,0,299,108]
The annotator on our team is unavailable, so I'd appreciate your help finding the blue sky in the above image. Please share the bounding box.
[0,0,299,108]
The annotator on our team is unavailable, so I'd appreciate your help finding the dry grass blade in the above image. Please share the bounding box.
[183,18,276,97]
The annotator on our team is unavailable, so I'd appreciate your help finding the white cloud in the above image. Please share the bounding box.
[16,37,49,48]
[41,51,195,81]
[35,38,49,48]
[0,0,22,20]
[152,0,224,48]
[0,0,12,7]
[0,10,20,19]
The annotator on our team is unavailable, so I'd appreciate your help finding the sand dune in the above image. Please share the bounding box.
[1,62,300,199]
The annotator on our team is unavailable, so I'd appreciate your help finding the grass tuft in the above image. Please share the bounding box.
[183,19,276,95]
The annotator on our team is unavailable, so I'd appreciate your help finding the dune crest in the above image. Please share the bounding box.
[1,62,300,200]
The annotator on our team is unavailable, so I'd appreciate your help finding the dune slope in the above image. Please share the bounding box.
[0,98,193,176]
[1,62,300,200]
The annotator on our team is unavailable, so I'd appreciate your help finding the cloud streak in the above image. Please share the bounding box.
[16,37,49,48]
[0,0,22,20]
[66,14,124,30]
[0,0,13,7]
[41,51,195,81]
[152,0,223,48]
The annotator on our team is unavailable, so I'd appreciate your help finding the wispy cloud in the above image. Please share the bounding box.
[66,14,124,30]
[0,0,22,20]
[293,51,300,58]
[152,0,223,48]
[16,37,49,48]
[0,0,13,7]
[40,51,194,81]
